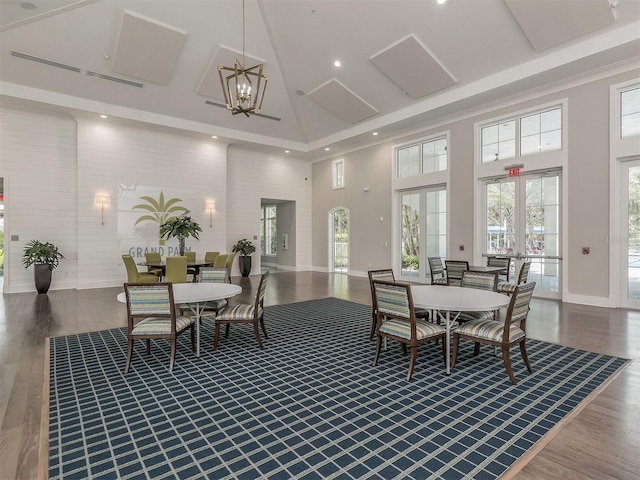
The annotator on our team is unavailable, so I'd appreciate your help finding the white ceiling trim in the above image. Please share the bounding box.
[0,0,98,32]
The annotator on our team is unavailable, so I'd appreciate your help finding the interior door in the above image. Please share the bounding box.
[484,170,561,299]
[620,159,640,309]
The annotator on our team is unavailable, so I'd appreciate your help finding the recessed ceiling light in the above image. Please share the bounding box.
[211,135,217,139]
[333,60,341,68]
[437,0,447,5]
[100,114,108,119]
[325,147,330,151]
[372,132,378,136]
[285,150,290,153]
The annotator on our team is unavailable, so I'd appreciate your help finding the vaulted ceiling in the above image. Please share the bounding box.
[1,0,639,160]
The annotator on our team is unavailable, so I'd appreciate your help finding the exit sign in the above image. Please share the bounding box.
[508,167,521,177]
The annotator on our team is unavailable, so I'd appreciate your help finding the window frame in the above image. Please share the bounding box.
[332,158,345,190]
[395,135,448,179]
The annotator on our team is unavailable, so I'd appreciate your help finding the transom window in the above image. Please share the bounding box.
[621,86,640,138]
[396,136,448,178]
[332,159,345,189]
[481,106,562,163]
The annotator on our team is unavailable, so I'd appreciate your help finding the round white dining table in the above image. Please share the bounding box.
[411,285,510,374]
[117,282,242,357]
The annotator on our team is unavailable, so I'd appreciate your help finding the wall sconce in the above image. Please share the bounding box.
[205,200,216,228]
[95,193,110,225]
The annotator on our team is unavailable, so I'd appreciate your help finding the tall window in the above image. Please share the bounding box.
[621,86,640,138]
[481,106,562,162]
[332,159,345,189]
[397,137,448,178]
[260,205,277,256]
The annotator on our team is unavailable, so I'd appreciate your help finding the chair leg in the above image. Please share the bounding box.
[213,321,221,351]
[190,325,196,352]
[260,315,268,339]
[407,346,417,380]
[169,340,176,373]
[369,312,377,340]
[146,339,151,355]
[473,342,481,356]
[225,323,231,338]
[401,343,407,355]
[125,338,133,373]
[520,341,533,373]
[451,334,459,369]
[373,335,383,366]
[502,346,517,385]
[253,321,263,349]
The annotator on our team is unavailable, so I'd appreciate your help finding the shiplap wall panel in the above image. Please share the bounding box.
[77,121,228,289]
[226,147,312,274]
[0,108,78,293]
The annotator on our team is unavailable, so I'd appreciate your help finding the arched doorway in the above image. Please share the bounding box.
[329,208,349,273]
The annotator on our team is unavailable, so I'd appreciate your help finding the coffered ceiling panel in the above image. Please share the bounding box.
[370,34,457,99]
[307,79,378,124]
[110,10,186,85]
[504,0,617,51]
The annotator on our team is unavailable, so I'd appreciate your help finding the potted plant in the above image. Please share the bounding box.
[159,212,202,256]
[232,238,256,277]
[22,240,65,294]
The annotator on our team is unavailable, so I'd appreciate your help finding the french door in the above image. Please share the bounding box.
[619,159,640,309]
[483,170,561,299]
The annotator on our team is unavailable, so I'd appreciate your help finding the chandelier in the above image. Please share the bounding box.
[218,0,269,117]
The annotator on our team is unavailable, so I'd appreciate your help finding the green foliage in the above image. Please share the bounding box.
[21,240,65,270]
[232,238,256,256]
[159,212,202,241]
[402,254,419,270]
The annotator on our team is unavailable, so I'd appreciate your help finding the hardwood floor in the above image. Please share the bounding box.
[1,271,638,479]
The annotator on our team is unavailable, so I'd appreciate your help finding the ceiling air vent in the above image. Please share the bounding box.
[10,50,80,72]
[86,71,143,88]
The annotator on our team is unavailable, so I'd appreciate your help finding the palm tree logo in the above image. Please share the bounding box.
[132,190,188,245]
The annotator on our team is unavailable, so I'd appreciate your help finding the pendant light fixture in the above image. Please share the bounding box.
[218,0,268,117]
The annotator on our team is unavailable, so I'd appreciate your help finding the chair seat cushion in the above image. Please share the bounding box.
[216,304,263,320]
[455,318,525,343]
[379,319,445,340]
[497,281,517,293]
[456,310,495,323]
[131,315,194,335]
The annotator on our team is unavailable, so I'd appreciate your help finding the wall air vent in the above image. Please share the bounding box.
[86,71,143,88]
[10,50,80,72]
[205,100,281,122]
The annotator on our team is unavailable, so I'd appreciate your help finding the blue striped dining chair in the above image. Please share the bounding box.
[124,282,195,373]
[451,282,536,385]
[372,279,446,380]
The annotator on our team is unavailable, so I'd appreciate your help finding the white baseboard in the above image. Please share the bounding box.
[564,292,610,308]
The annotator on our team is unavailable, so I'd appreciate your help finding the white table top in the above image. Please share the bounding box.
[411,284,509,312]
[117,282,242,304]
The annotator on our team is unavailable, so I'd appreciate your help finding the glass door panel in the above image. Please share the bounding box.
[331,209,348,273]
[621,160,640,308]
[484,171,561,299]
[401,193,420,277]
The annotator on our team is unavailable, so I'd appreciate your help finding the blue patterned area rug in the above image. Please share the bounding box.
[47,297,628,480]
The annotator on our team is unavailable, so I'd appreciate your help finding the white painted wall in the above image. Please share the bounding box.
[227,147,312,275]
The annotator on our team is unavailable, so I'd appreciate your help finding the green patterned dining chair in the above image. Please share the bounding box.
[444,260,469,286]
[451,281,536,385]
[367,269,431,340]
[497,262,531,296]
[372,279,446,380]
[427,257,450,285]
[213,271,269,350]
[124,282,195,373]
[487,255,511,282]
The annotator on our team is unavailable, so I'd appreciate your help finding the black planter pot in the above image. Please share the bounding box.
[239,256,252,277]
[34,264,53,294]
